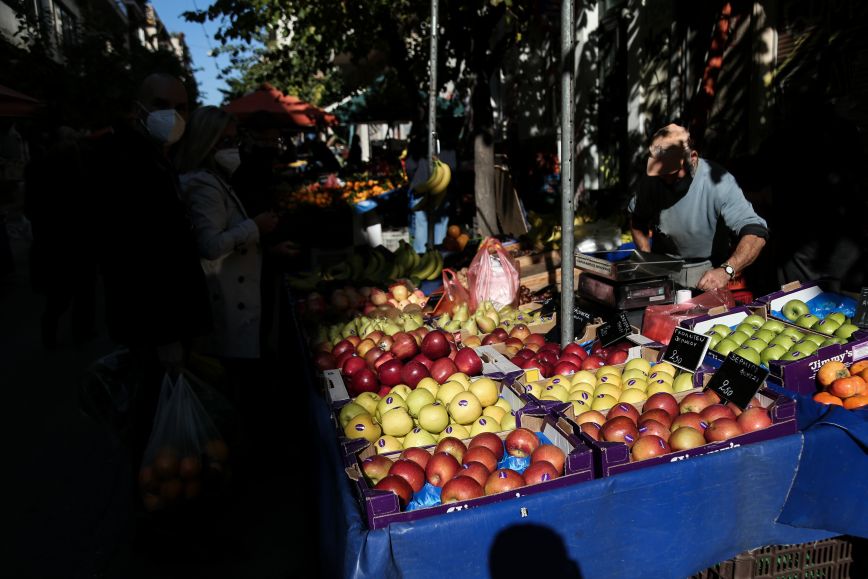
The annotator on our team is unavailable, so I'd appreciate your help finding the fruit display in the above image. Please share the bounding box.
[138,439,230,512]
[704,313,845,365]
[432,300,554,337]
[443,224,471,253]
[411,158,451,212]
[812,359,868,410]
[568,385,791,470]
[277,174,401,210]
[505,332,639,380]
[778,299,860,340]
[517,356,697,414]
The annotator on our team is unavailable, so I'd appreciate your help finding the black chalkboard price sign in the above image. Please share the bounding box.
[662,327,711,372]
[854,287,868,330]
[705,352,769,410]
[598,312,631,347]
[573,306,593,337]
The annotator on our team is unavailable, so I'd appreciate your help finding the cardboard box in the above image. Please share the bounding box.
[344,411,594,529]
[767,335,868,395]
[561,384,796,477]
[752,280,864,341]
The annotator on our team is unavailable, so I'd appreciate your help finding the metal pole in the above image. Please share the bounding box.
[560,0,575,346]
[427,0,439,248]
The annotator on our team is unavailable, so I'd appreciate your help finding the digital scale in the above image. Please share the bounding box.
[575,249,684,310]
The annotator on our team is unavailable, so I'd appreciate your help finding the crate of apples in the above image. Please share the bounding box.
[346,414,594,529]
[812,359,868,410]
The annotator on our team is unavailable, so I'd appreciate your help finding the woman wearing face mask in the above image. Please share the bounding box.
[174,106,279,388]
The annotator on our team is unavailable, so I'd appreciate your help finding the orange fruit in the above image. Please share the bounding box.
[849,360,868,375]
[447,225,462,239]
[813,392,844,406]
[843,395,868,410]
[829,376,865,399]
[817,361,849,388]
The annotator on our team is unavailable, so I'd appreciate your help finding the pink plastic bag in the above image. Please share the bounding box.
[642,289,736,345]
[467,238,520,311]
[434,269,471,316]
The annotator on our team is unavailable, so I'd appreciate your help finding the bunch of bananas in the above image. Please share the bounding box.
[407,246,443,285]
[411,158,451,212]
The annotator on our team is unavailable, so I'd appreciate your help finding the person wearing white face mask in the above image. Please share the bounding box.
[174,106,278,399]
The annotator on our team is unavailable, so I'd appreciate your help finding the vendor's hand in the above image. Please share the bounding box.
[269,240,301,258]
[254,211,279,234]
[696,268,730,292]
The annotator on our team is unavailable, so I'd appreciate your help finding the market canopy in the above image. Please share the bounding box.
[223,83,336,128]
[0,84,42,117]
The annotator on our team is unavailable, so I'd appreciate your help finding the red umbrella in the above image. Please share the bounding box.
[223,83,336,128]
[0,84,42,117]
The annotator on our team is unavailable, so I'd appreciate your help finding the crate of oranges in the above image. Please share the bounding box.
[813,358,868,410]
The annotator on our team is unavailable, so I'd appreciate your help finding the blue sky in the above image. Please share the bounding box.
[149,0,230,105]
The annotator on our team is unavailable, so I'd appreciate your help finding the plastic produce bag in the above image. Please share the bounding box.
[433,268,471,315]
[138,373,229,512]
[467,237,520,311]
[642,288,736,345]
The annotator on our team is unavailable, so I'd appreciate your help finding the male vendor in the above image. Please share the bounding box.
[628,124,768,290]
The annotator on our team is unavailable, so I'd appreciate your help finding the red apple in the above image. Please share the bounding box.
[704,417,744,442]
[332,339,355,360]
[579,422,601,440]
[491,328,509,342]
[468,432,505,460]
[606,350,629,365]
[557,353,584,368]
[335,350,357,370]
[639,408,674,429]
[700,404,737,424]
[377,385,392,397]
[462,446,499,473]
[509,324,531,341]
[356,338,377,358]
[680,391,715,415]
[434,437,467,464]
[576,410,607,427]
[430,358,459,384]
[562,342,588,360]
[374,475,413,508]
[399,447,431,470]
[377,359,405,387]
[535,350,559,366]
[552,361,579,376]
[505,428,541,458]
[362,347,384,370]
[600,416,640,446]
[737,407,773,433]
[484,469,526,495]
[540,342,562,354]
[454,348,483,376]
[631,435,671,461]
[342,355,368,377]
[422,331,451,360]
[376,335,394,352]
[349,368,379,394]
[607,403,640,425]
[313,352,337,371]
[504,337,524,350]
[391,332,420,360]
[373,351,396,371]
[643,392,680,419]
[726,401,743,417]
[388,459,426,492]
[515,348,537,360]
[522,460,560,485]
[425,452,461,487]
[400,360,430,388]
[581,355,606,370]
[671,412,708,432]
[524,333,545,348]
[531,444,566,475]
[523,358,551,379]
[361,455,393,485]
[364,330,384,343]
[482,333,504,346]
[456,461,490,487]
[412,353,434,372]
[440,476,484,503]
[637,419,670,442]
[669,426,706,451]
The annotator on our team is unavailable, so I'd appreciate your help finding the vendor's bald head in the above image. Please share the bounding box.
[138,73,189,120]
[646,123,698,183]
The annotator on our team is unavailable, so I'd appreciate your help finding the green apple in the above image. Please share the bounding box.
[469,377,500,407]
[780,327,805,342]
[743,314,766,329]
[620,369,647,382]
[710,324,732,338]
[376,394,409,421]
[438,424,470,440]
[760,345,787,364]
[792,339,819,356]
[374,434,405,454]
[448,391,483,425]
[415,377,440,398]
[672,372,695,393]
[389,384,413,400]
[760,320,786,334]
[381,407,414,437]
[402,427,438,448]
[446,372,472,389]
[753,329,776,343]
[418,403,450,433]
[802,334,826,347]
[782,349,808,361]
[834,323,860,340]
[734,347,762,365]
[821,337,846,348]
[339,402,370,429]
[500,412,517,431]
[469,416,502,436]
[743,336,768,353]
[735,323,757,336]
[344,414,382,442]
[714,338,739,356]
[727,331,750,346]
[795,313,819,329]
[405,388,436,418]
[436,381,467,405]
[813,318,841,336]
[707,333,722,349]
[354,392,381,415]
[782,299,810,321]
[494,397,513,413]
[769,334,795,349]
[826,312,847,325]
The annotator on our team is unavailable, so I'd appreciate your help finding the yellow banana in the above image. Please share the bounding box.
[430,160,451,195]
[414,161,442,195]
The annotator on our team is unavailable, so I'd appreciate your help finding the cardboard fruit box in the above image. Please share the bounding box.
[333,374,541,456]
[755,281,863,340]
[768,335,868,396]
[560,380,796,477]
[343,411,594,529]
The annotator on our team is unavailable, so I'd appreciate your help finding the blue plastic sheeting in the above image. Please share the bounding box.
[770,292,858,320]
[310,386,848,579]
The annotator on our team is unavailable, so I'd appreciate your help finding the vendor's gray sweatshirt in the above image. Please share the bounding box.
[627,158,768,259]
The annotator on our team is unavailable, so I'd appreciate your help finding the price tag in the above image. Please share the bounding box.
[573,306,593,337]
[598,312,631,347]
[705,352,769,410]
[854,287,868,330]
[662,327,711,372]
